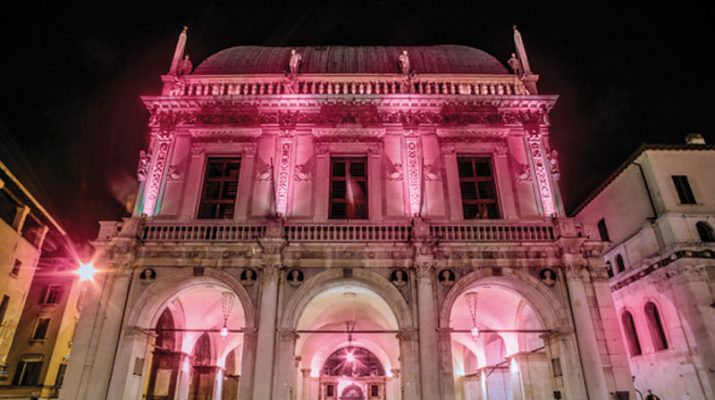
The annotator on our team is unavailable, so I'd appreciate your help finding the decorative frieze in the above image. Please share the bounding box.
[526,131,557,216]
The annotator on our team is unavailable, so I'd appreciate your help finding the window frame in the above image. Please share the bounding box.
[696,221,714,242]
[644,302,669,351]
[456,155,501,220]
[0,295,9,326]
[10,259,21,277]
[328,156,369,220]
[13,356,43,386]
[671,175,696,205]
[40,284,63,305]
[621,310,642,357]
[597,218,610,241]
[31,317,51,341]
[196,156,242,220]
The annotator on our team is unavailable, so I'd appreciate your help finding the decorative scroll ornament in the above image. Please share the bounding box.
[255,158,273,181]
[275,141,292,216]
[142,138,171,216]
[526,131,556,216]
[136,150,151,182]
[548,149,560,181]
[405,139,422,216]
[385,157,403,181]
[464,291,480,340]
[294,157,313,182]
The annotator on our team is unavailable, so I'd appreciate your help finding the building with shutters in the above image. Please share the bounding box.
[59,28,635,400]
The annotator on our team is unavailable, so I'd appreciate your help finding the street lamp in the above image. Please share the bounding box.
[76,262,96,281]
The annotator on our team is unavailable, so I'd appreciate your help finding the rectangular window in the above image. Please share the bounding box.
[197,157,241,219]
[40,285,63,305]
[54,363,67,388]
[10,260,21,276]
[32,318,50,340]
[326,384,335,397]
[329,157,368,219]
[597,218,610,241]
[672,175,696,204]
[13,358,43,386]
[0,295,9,325]
[457,156,500,219]
[371,384,379,397]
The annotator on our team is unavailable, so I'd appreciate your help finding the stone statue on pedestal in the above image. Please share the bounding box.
[507,53,523,76]
[399,50,411,75]
[289,49,302,77]
[177,55,193,76]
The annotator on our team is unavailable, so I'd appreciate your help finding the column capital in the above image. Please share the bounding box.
[396,330,419,342]
[414,262,435,281]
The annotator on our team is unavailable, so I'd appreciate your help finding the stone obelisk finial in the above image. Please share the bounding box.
[169,26,188,75]
[513,25,539,94]
[512,25,532,75]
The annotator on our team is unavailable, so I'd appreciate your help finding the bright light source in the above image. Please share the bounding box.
[220,324,229,340]
[346,351,355,363]
[77,263,96,281]
[470,326,480,340]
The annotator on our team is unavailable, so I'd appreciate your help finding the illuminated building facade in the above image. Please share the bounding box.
[0,232,82,399]
[60,28,635,399]
[575,137,715,400]
[0,163,51,380]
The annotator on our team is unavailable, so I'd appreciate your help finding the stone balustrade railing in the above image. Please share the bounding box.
[430,222,555,242]
[141,222,266,242]
[285,223,411,242]
[163,74,528,97]
[136,220,563,243]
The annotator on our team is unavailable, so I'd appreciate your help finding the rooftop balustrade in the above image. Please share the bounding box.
[162,74,528,98]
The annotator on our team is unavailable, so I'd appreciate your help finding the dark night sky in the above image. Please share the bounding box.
[0,1,712,244]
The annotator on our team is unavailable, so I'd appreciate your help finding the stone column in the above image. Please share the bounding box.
[415,262,440,400]
[541,330,586,400]
[398,331,420,399]
[175,353,192,400]
[251,263,280,399]
[564,265,610,398]
[272,330,298,399]
[237,331,257,400]
[59,266,133,400]
[106,327,155,399]
[301,368,312,400]
[508,352,550,400]
[438,328,456,400]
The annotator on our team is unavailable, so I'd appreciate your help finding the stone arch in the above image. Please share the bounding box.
[127,267,256,331]
[279,268,414,330]
[439,267,569,330]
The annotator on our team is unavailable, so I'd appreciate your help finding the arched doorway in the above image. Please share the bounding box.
[287,274,411,400]
[448,282,555,400]
[142,283,247,400]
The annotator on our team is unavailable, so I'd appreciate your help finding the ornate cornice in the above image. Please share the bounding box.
[312,127,385,142]
[142,95,557,112]
[187,127,262,141]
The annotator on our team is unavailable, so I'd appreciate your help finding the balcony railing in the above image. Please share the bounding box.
[285,224,411,242]
[430,222,555,242]
[163,74,528,97]
[141,222,266,242]
[135,220,565,244]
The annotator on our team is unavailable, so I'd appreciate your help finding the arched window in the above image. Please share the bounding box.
[696,221,715,242]
[155,308,176,351]
[615,254,625,273]
[621,311,642,356]
[644,302,668,351]
[606,262,614,279]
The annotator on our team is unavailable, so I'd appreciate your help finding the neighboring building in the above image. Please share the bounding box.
[60,28,634,400]
[574,135,715,400]
[0,230,82,399]
[0,162,65,387]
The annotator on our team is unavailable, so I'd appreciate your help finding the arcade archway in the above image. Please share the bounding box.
[291,279,407,400]
[447,279,558,400]
[141,281,248,400]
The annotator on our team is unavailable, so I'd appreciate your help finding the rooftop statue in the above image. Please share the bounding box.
[507,53,523,76]
[289,49,302,77]
[398,50,411,75]
[177,55,193,76]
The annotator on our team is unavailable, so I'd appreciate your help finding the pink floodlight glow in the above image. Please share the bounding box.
[345,350,356,364]
[77,262,96,281]
[220,324,229,340]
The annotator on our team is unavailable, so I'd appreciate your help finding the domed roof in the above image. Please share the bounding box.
[193,45,509,75]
